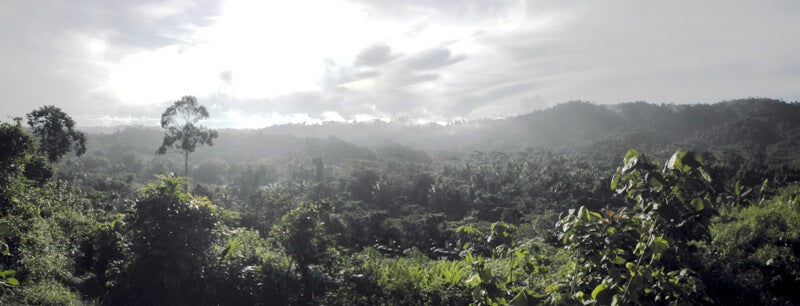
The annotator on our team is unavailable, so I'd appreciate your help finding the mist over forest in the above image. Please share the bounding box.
[75,98,800,182]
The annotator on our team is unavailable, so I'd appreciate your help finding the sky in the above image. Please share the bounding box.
[2,0,800,128]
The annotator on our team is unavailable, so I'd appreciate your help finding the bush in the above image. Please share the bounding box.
[108,174,218,305]
[703,185,800,305]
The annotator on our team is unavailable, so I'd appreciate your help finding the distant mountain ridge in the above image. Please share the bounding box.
[84,98,800,166]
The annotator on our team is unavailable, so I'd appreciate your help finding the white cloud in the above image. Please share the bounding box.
[2,0,800,127]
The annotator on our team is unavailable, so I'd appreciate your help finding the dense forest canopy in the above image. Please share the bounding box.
[1,98,800,305]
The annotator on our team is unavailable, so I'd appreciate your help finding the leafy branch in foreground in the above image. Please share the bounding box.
[553,150,716,305]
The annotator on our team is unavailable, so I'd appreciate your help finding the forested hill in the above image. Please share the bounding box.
[85,98,800,164]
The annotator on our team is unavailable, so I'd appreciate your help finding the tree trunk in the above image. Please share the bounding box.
[184,152,189,177]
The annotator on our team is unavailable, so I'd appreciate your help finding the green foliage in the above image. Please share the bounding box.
[272,201,336,273]
[702,185,800,305]
[22,154,53,186]
[552,150,716,305]
[0,122,35,187]
[241,189,294,235]
[156,96,219,176]
[205,227,301,305]
[0,179,97,305]
[0,224,19,291]
[109,173,218,305]
[458,225,571,306]
[335,248,471,305]
[5,98,800,305]
[26,105,87,162]
[2,279,84,306]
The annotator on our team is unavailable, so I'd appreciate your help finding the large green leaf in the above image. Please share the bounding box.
[624,149,640,163]
[610,167,621,190]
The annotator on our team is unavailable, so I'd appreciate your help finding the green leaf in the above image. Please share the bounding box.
[465,274,482,287]
[544,283,562,293]
[667,151,690,172]
[690,198,705,212]
[6,277,18,286]
[647,176,663,191]
[610,167,621,190]
[697,167,712,182]
[623,149,639,163]
[591,283,608,299]
[509,291,529,306]
[621,156,639,175]
[610,253,626,265]
[2,270,14,278]
[577,206,587,220]
[650,237,669,254]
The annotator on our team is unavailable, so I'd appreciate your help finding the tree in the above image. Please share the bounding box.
[156,96,219,177]
[0,121,35,181]
[110,174,218,305]
[26,105,87,162]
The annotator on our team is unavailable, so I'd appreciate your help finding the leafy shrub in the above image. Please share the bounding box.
[550,150,716,305]
[108,174,218,305]
[703,185,800,305]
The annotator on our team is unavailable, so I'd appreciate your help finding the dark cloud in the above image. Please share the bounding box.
[404,47,465,70]
[219,70,233,85]
[354,43,399,66]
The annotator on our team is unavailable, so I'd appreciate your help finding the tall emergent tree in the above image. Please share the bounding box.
[157,96,219,177]
[26,105,87,162]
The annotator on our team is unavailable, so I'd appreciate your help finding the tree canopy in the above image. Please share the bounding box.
[157,96,219,177]
[26,105,86,162]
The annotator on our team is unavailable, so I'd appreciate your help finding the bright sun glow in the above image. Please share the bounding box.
[99,0,536,126]
[105,0,399,106]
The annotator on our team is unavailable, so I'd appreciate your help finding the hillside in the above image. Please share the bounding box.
[79,98,800,167]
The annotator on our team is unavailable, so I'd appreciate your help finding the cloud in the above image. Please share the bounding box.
[404,47,466,70]
[454,79,544,116]
[346,0,526,25]
[219,70,233,85]
[3,0,800,127]
[0,0,223,122]
[354,43,399,66]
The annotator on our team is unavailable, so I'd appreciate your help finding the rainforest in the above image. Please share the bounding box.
[1,98,799,305]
